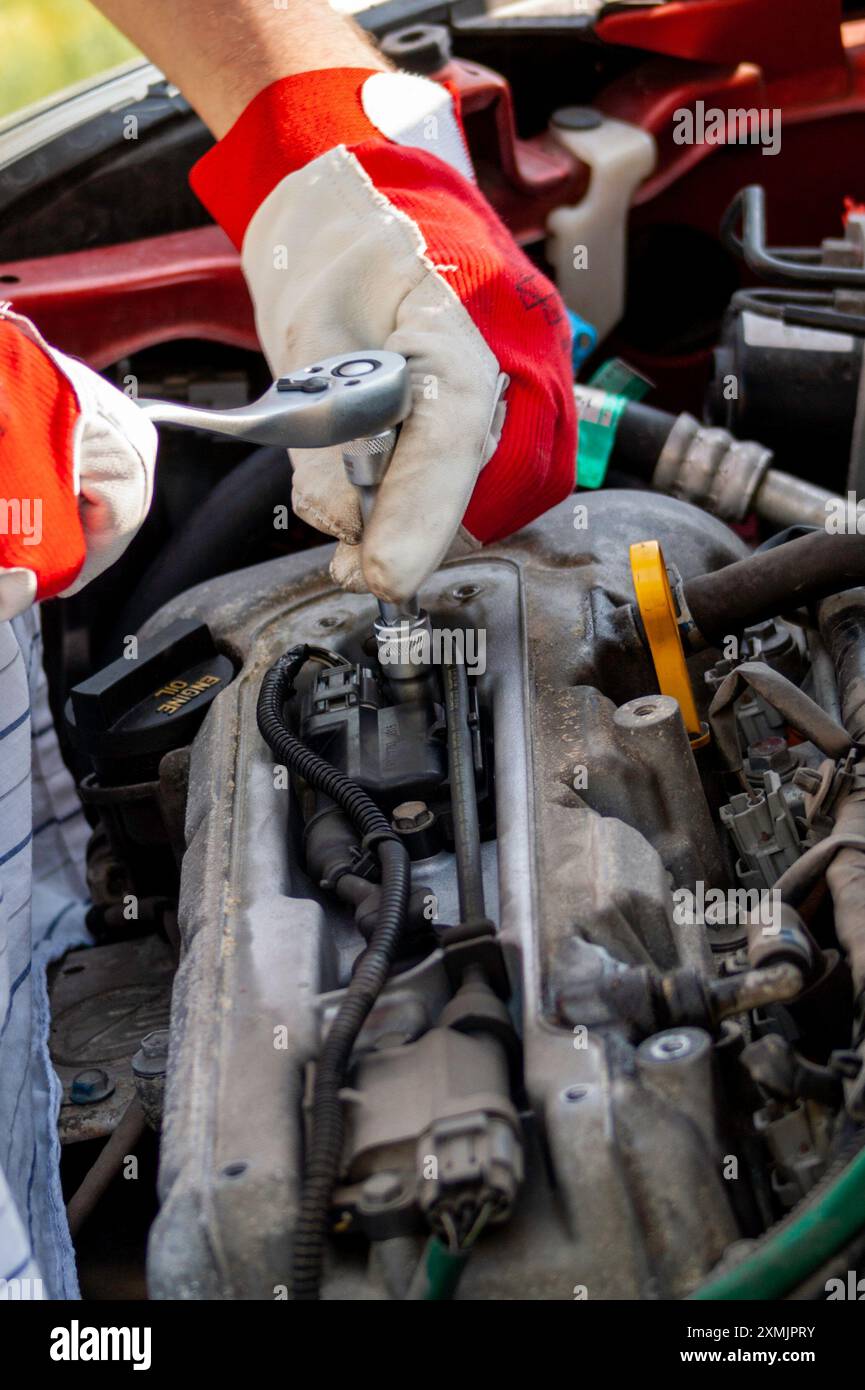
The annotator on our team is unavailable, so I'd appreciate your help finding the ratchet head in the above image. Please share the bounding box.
[137,349,411,450]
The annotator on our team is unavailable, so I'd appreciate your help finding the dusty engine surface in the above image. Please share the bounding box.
[10,0,865,1318]
[132,489,761,1300]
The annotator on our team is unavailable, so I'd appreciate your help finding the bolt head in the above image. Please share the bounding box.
[748,736,793,774]
[70,1067,115,1105]
[141,1028,170,1059]
[133,1028,170,1079]
[392,800,433,831]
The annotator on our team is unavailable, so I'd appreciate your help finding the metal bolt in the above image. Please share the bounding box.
[392,800,433,832]
[747,735,794,775]
[70,1067,115,1105]
[141,1029,169,1058]
[132,1028,170,1079]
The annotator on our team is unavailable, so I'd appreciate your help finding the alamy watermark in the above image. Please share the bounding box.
[378,623,487,676]
[50,1320,151,1371]
[826,492,865,533]
[0,497,41,545]
[673,101,781,157]
[825,1270,865,1299]
[673,883,781,932]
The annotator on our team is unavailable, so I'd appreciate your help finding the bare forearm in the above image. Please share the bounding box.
[91,0,388,137]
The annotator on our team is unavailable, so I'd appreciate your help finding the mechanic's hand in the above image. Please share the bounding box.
[0,308,157,621]
[191,68,577,604]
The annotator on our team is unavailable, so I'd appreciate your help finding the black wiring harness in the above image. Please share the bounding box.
[256,644,411,1300]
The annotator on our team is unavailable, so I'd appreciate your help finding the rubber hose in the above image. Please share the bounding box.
[690,1131,865,1300]
[683,532,865,644]
[605,399,675,479]
[256,648,410,1300]
[820,590,865,743]
[775,834,865,910]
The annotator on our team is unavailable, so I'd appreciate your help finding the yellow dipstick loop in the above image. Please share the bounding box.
[629,540,710,749]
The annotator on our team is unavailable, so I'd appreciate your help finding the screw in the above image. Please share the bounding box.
[70,1067,115,1105]
[392,800,433,831]
[451,583,481,602]
[748,736,794,775]
[132,1028,170,1079]
[141,1029,169,1058]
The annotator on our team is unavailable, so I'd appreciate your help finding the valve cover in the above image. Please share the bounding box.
[144,490,748,1300]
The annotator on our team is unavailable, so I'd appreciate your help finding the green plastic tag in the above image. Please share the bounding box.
[590,358,653,401]
[576,358,652,490]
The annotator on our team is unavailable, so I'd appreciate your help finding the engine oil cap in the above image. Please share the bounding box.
[65,618,235,784]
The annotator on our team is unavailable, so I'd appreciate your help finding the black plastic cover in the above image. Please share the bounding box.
[66,618,234,783]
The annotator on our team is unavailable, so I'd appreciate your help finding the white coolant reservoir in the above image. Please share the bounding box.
[546,109,657,341]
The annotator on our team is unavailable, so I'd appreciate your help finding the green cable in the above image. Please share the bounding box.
[410,1201,494,1299]
[418,1236,470,1300]
[691,1143,865,1300]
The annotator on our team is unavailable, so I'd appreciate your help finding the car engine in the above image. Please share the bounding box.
[59,481,865,1300]
[5,2,865,1306]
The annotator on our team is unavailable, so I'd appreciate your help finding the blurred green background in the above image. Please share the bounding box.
[0,0,140,119]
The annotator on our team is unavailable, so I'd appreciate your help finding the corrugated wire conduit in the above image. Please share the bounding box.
[256,645,411,1301]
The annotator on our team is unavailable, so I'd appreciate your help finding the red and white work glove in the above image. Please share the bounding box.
[0,307,157,620]
[191,68,577,604]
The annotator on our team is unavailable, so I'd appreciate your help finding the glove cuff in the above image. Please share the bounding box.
[190,67,472,249]
[0,314,83,603]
